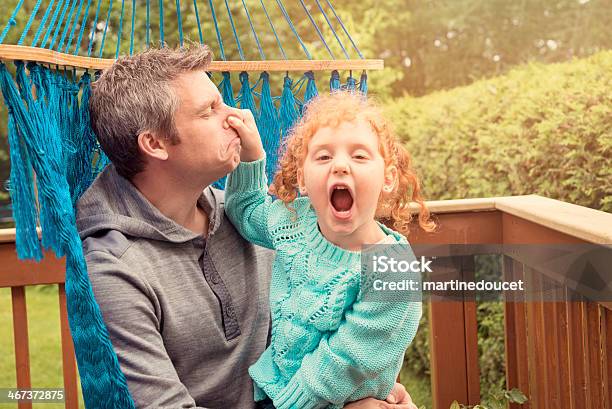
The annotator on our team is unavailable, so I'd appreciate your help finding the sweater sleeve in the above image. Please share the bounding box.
[272,247,423,409]
[86,250,213,409]
[224,157,275,250]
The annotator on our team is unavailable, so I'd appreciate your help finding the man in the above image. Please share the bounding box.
[77,44,416,408]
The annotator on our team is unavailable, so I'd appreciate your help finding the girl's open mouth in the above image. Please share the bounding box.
[329,184,354,219]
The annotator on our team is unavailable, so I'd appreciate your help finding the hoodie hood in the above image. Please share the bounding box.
[76,164,224,243]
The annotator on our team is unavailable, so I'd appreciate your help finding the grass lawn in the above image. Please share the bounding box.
[1,287,432,409]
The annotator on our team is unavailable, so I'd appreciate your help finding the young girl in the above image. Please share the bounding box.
[224,91,435,409]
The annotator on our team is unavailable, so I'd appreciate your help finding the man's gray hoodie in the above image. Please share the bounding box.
[76,164,273,409]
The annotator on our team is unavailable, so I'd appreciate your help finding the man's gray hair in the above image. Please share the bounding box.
[90,44,213,180]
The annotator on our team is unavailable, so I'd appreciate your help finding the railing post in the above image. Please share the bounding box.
[429,255,480,409]
[59,284,79,409]
[566,298,589,409]
[604,308,611,409]
[503,256,530,409]
[11,286,32,409]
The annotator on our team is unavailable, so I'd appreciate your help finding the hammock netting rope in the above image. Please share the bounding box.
[0,1,377,407]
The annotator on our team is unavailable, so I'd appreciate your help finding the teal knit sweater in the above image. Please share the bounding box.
[225,157,422,409]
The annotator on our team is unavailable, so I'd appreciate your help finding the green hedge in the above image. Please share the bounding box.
[387,50,612,212]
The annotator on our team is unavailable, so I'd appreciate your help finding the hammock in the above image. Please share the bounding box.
[0,1,382,407]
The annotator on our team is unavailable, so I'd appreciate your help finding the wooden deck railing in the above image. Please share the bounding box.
[0,194,610,409]
[0,243,77,409]
[407,195,611,409]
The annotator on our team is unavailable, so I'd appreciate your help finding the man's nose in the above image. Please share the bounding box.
[219,102,232,115]
[221,104,238,127]
[225,105,242,118]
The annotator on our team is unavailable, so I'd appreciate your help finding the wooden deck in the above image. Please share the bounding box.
[0,194,610,409]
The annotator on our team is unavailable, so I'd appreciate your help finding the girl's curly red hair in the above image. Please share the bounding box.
[271,91,436,235]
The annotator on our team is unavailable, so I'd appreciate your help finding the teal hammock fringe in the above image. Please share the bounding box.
[359,71,368,95]
[68,72,100,204]
[58,68,84,204]
[6,108,42,260]
[279,75,298,140]
[35,67,61,253]
[330,69,340,91]
[258,72,280,182]
[238,71,258,120]
[219,71,236,107]
[345,74,356,91]
[15,62,63,256]
[303,70,318,106]
[0,63,135,409]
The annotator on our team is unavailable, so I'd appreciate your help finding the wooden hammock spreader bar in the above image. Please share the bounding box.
[0,45,383,71]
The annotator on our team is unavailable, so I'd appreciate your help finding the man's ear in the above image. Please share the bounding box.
[297,168,307,196]
[138,131,169,161]
[383,165,398,194]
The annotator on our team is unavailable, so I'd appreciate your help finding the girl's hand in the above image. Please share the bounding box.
[344,383,418,409]
[385,382,417,408]
[344,397,416,409]
[224,108,265,162]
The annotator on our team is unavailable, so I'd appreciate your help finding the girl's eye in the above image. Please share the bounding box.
[316,155,331,161]
[353,154,369,160]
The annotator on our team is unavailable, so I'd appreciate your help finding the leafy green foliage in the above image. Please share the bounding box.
[449,387,528,409]
[352,0,612,98]
[477,302,506,399]
[388,50,612,211]
[403,302,430,378]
